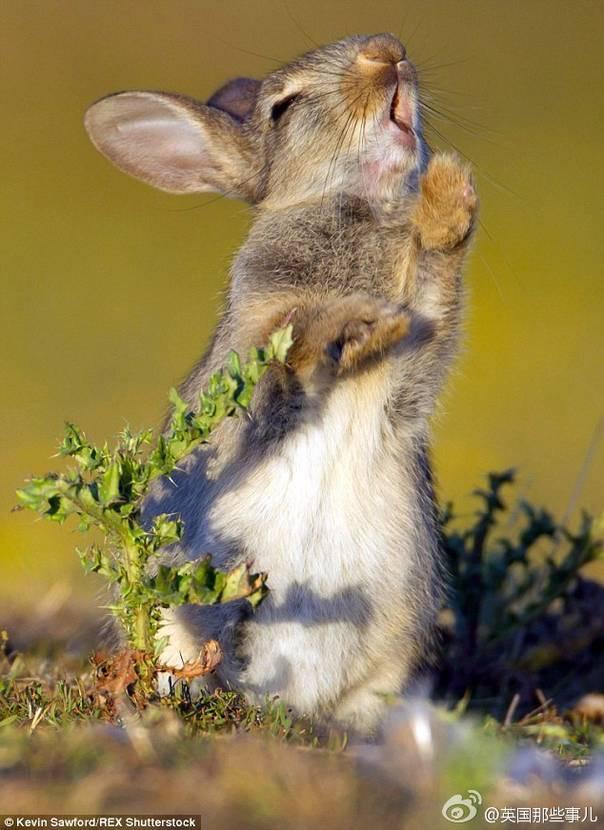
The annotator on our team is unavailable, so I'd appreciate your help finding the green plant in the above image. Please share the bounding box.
[16,327,293,688]
[438,471,604,719]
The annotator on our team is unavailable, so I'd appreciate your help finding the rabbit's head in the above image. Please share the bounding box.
[85,33,427,211]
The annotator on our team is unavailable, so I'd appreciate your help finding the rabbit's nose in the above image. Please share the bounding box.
[397,59,417,84]
[357,34,406,66]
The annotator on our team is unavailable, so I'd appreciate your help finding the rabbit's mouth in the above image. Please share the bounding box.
[389,85,416,150]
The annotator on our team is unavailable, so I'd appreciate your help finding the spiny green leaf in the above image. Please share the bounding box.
[60,423,87,456]
[98,461,121,506]
[227,350,242,378]
[221,562,267,604]
[267,324,294,363]
[149,515,183,550]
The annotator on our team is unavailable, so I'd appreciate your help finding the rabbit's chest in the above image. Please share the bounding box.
[205,372,404,593]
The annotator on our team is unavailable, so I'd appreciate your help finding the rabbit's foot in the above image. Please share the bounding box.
[413,153,477,250]
[290,295,409,378]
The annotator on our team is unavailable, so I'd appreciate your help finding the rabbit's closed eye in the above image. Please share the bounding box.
[270,93,300,122]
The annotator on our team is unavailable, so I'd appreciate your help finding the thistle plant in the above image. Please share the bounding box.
[439,471,604,715]
[17,327,293,684]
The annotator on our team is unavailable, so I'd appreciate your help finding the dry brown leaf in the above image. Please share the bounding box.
[92,648,145,696]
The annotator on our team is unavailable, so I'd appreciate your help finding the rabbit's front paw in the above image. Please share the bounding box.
[413,153,477,250]
[323,296,410,375]
[288,295,410,381]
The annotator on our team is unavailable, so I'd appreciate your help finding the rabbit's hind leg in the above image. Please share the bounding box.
[331,663,408,735]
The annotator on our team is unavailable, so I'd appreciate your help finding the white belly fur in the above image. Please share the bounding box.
[189,369,419,715]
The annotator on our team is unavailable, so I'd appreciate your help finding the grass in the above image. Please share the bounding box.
[1,643,601,760]
[0,645,602,824]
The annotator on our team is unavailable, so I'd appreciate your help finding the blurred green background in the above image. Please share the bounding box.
[2,0,602,605]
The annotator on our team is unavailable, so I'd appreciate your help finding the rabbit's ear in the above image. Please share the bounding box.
[84,91,256,198]
[207,77,260,122]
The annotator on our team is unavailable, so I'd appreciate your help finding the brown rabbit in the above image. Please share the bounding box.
[85,33,477,734]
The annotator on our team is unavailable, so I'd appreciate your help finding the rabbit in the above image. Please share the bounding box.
[84,32,477,734]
